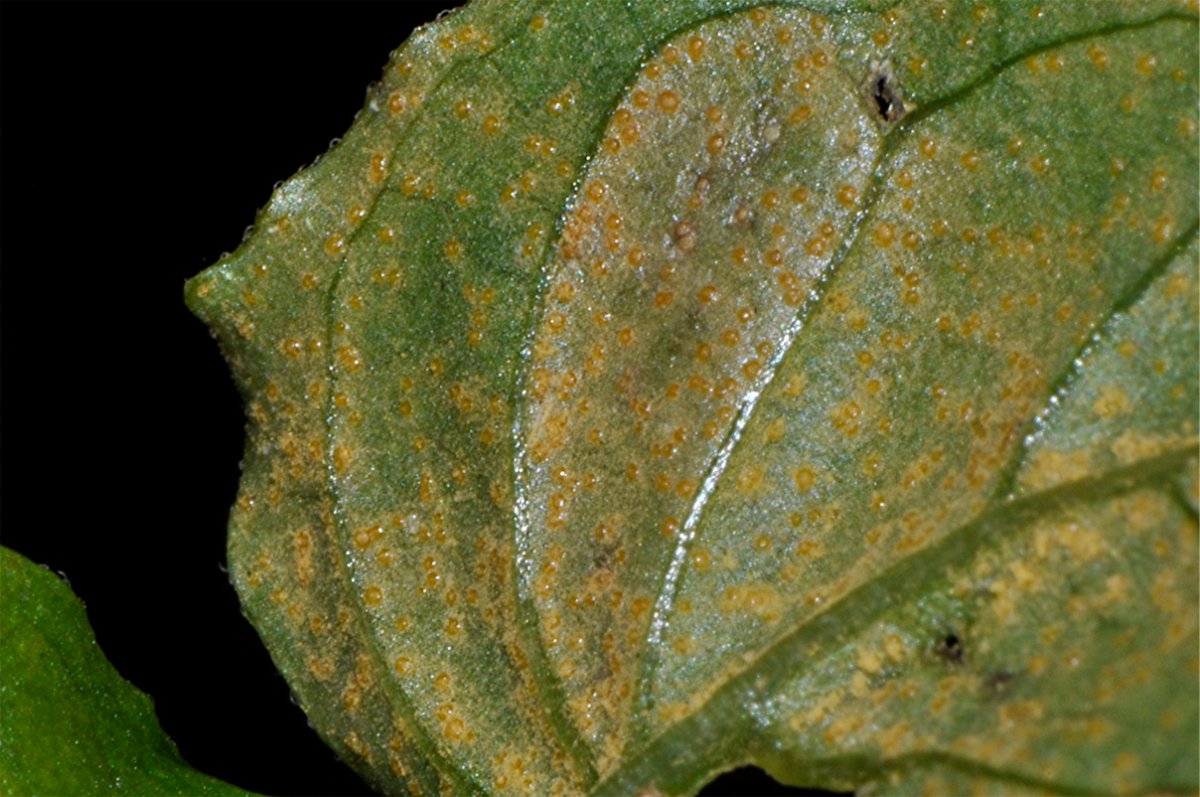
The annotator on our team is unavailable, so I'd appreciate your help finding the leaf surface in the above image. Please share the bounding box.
[186,1,1199,794]
[0,547,252,796]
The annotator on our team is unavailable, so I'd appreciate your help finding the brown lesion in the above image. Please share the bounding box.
[934,630,965,665]
[868,62,907,124]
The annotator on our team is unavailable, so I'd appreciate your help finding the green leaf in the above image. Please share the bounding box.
[0,547,253,796]
[185,1,1199,794]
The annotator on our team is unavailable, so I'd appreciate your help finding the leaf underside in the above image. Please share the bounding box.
[186,1,1199,795]
[0,547,252,796]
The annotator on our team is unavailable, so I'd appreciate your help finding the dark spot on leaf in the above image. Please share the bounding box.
[869,65,905,123]
[592,548,613,570]
[935,632,964,664]
[984,669,1017,695]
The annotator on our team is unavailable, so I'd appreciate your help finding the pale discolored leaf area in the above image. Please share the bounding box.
[185,1,1199,795]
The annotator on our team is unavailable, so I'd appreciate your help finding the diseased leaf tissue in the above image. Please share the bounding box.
[186,1,1199,795]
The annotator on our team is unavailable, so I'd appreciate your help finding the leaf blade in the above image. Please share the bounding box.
[187,2,1199,794]
[0,547,254,797]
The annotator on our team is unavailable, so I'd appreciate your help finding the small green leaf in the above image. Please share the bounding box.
[187,1,1198,794]
[0,547,253,796]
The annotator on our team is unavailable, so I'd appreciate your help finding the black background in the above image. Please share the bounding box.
[1,4,836,795]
